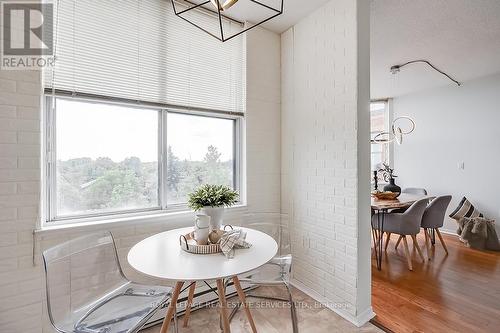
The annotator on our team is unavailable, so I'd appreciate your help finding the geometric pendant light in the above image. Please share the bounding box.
[171,0,284,42]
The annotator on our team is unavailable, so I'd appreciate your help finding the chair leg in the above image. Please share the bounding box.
[435,228,449,254]
[385,232,391,251]
[395,235,403,250]
[285,283,299,333]
[402,236,413,271]
[423,228,432,260]
[411,235,425,262]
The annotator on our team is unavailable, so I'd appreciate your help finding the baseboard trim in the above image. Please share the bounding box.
[290,279,375,327]
[440,228,458,236]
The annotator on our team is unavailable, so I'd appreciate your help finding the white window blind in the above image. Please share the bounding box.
[44,0,245,114]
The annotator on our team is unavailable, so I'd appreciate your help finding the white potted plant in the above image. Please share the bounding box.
[188,184,239,231]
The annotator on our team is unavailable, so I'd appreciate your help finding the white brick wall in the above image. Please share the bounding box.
[281,0,372,324]
[0,26,281,332]
[0,69,43,333]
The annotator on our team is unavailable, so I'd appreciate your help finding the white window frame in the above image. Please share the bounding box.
[370,99,393,172]
[43,94,244,225]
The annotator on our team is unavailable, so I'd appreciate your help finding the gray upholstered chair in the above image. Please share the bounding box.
[403,188,428,195]
[42,231,176,333]
[420,195,452,260]
[372,199,428,270]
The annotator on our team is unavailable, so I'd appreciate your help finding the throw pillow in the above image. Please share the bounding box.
[449,196,484,220]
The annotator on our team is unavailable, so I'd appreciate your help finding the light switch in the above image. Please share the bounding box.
[458,162,465,170]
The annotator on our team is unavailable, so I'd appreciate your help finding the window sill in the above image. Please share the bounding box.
[35,205,248,236]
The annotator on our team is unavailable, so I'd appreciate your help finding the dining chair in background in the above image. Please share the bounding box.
[389,188,429,214]
[420,195,452,260]
[403,188,428,195]
[237,222,298,333]
[373,199,428,270]
[42,231,176,333]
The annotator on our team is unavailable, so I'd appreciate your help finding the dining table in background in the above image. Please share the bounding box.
[371,193,431,271]
[127,226,278,333]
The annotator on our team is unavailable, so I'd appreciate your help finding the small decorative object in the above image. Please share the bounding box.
[171,0,284,42]
[179,225,235,255]
[373,170,379,191]
[193,214,210,245]
[378,163,401,197]
[219,229,252,258]
[371,191,400,200]
[180,232,222,254]
[208,229,224,244]
[188,184,239,232]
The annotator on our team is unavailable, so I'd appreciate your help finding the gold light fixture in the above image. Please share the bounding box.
[209,0,239,11]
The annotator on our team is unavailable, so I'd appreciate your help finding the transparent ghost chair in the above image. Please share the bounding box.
[236,222,297,333]
[42,231,176,333]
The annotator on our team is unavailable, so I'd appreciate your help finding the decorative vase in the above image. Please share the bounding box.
[200,206,224,231]
[383,178,401,197]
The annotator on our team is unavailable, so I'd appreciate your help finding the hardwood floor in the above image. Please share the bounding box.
[372,231,500,333]
[142,286,382,333]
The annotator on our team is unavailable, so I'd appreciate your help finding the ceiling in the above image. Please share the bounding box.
[260,0,331,33]
[371,0,500,99]
[211,0,330,33]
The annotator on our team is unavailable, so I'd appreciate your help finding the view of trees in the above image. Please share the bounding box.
[56,145,233,216]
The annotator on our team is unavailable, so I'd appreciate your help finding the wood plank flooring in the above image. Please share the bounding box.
[142,286,382,333]
[372,231,500,333]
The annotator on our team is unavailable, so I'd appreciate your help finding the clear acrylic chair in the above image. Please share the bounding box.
[237,222,298,333]
[42,231,176,333]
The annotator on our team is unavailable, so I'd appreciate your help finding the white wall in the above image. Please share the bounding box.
[281,0,373,325]
[393,73,500,235]
[0,26,281,332]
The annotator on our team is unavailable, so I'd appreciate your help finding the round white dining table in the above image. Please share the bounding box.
[127,226,278,333]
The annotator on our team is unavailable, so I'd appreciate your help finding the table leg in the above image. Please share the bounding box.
[232,276,257,333]
[183,282,196,327]
[216,279,231,333]
[376,209,385,270]
[371,227,379,262]
[160,281,184,333]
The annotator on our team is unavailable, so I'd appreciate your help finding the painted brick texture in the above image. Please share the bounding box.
[0,68,43,333]
[281,0,363,318]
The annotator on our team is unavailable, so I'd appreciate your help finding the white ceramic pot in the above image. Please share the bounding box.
[200,206,224,231]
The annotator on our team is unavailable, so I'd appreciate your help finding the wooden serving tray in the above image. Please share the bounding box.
[179,232,222,254]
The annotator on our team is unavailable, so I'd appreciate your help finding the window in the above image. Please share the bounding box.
[42,1,245,223]
[167,113,236,205]
[370,101,390,172]
[51,99,159,218]
[45,97,241,222]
